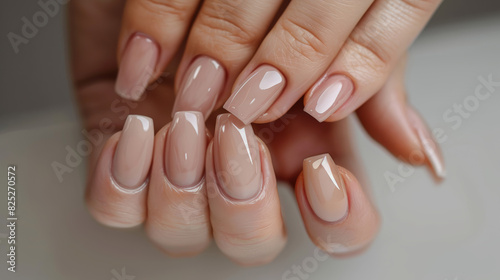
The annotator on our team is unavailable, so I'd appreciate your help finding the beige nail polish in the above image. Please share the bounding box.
[223,65,285,125]
[407,107,446,179]
[165,111,206,188]
[112,115,154,189]
[304,75,353,122]
[213,113,262,200]
[172,57,226,119]
[115,35,159,101]
[303,154,348,222]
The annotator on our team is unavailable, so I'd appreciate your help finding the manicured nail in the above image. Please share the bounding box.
[304,75,354,122]
[407,107,446,179]
[224,65,285,125]
[165,111,206,188]
[112,115,154,189]
[172,57,226,119]
[303,154,348,222]
[115,35,159,101]
[213,114,262,200]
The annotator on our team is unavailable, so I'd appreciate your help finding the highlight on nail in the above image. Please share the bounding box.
[165,111,206,188]
[112,115,154,189]
[213,113,262,200]
[304,74,354,122]
[224,65,285,125]
[303,154,348,222]
[407,106,446,179]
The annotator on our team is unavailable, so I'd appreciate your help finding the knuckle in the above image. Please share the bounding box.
[216,224,275,248]
[278,17,330,62]
[86,200,144,228]
[197,1,256,46]
[345,33,390,72]
[147,218,202,237]
[140,0,192,22]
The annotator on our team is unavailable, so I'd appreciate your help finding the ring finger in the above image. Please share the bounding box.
[224,0,374,124]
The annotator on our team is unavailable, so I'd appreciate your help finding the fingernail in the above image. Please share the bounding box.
[304,75,354,122]
[303,154,348,222]
[165,111,206,188]
[115,35,159,101]
[213,113,262,200]
[224,65,285,125]
[173,57,226,119]
[112,115,154,189]
[407,107,446,179]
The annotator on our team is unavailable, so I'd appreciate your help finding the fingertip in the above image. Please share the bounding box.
[295,156,380,256]
[145,116,212,257]
[206,121,287,265]
[357,64,446,181]
[85,131,149,228]
[115,34,160,101]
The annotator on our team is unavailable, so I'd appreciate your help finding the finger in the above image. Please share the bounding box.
[295,154,380,256]
[357,56,446,180]
[171,0,284,119]
[223,0,374,124]
[86,115,154,228]
[115,0,201,100]
[205,114,286,266]
[145,112,211,257]
[305,0,442,122]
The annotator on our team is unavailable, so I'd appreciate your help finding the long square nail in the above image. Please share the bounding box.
[224,65,285,125]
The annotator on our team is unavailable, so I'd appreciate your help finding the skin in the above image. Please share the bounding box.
[114,0,442,123]
[70,0,443,266]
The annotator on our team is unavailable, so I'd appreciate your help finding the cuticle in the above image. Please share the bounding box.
[212,140,267,205]
[110,173,149,194]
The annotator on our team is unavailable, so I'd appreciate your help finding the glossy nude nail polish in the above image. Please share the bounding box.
[115,35,159,101]
[172,57,225,119]
[112,115,154,189]
[165,111,206,188]
[213,114,262,200]
[304,75,353,122]
[224,65,285,125]
[407,107,446,179]
[303,154,348,222]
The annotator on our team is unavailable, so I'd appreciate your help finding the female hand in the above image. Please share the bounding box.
[113,0,442,125]
[70,0,444,265]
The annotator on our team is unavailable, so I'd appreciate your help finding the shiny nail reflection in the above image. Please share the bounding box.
[407,107,446,179]
[165,111,206,188]
[224,65,285,125]
[213,114,262,200]
[303,154,348,222]
[112,115,154,189]
[304,75,353,122]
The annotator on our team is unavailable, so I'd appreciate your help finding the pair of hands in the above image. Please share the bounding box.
[70,0,445,266]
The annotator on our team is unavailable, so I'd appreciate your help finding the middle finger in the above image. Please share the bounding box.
[172,0,284,119]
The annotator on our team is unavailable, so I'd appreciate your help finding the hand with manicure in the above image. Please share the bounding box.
[70,0,445,266]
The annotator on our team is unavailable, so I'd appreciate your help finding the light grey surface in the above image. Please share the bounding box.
[1,6,500,280]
